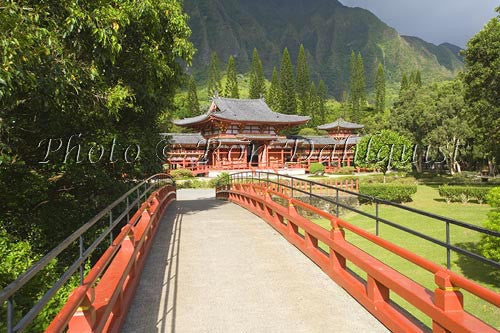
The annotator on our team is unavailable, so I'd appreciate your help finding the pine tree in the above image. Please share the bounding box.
[349,51,366,122]
[308,82,319,125]
[224,55,239,98]
[409,71,416,86]
[208,52,221,96]
[318,80,327,124]
[374,63,386,113]
[415,70,422,87]
[186,75,200,116]
[266,67,280,111]
[400,72,409,97]
[356,53,367,106]
[296,44,310,115]
[249,48,265,99]
[349,51,357,113]
[279,48,296,114]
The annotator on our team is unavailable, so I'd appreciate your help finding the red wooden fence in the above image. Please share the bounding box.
[46,184,176,333]
[216,183,500,333]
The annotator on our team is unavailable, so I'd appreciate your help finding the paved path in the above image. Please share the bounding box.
[123,189,388,333]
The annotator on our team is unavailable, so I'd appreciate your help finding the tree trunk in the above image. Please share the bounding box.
[488,158,496,177]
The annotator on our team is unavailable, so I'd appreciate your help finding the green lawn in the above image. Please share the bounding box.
[307,185,499,329]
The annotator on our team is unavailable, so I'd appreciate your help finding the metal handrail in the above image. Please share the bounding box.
[0,173,174,332]
[226,171,500,270]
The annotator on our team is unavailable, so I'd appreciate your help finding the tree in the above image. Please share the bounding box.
[415,70,422,87]
[186,76,200,116]
[208,52,222,96]
[279,48,296,114]
[266,67,280,111]
[296,44,310,115]
[308,82,319,125]
[400,72,409,97]
[249,48,265,99]
[0,0,194,328]
[425,80,471,174]
[318,80,327,124]
[479,187,500,267]
[374,64,386,113]
[462,7,500,176]
[355,130,413,182]
[349,51,366,122]
[224,55,239,98]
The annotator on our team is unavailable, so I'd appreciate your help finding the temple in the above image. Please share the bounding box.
[165,97,364,176]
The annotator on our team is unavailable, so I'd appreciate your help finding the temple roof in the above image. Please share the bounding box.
[173,97,310,126]
[273,135,361,146]
[317,118,364,130]
[162,133,206,145]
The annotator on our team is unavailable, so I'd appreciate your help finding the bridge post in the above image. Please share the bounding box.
[329,217,346,271]
[432,271,464,333]
[67,287,96,332]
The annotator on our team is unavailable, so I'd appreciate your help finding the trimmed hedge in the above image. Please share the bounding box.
[438,185,491,204]
[170,168,194,179]
[310,162,325,175]
[359,184,417,203]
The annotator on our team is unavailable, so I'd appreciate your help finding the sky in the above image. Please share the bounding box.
[339,0,498,47]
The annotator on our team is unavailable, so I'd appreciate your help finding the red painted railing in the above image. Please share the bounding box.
[216,182,500,333]
[46,184,176,333]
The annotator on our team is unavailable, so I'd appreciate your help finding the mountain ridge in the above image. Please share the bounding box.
[184,0,463,97]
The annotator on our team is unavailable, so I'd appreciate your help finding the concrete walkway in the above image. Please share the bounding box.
[123,189,388,333]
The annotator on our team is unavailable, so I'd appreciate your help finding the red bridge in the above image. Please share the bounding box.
[1,173,499,332]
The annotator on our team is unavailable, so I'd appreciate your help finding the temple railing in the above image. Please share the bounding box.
[216,171,500,332]
[0,174,176,333]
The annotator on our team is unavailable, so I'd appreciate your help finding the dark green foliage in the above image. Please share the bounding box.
[186,76,200,116]
[310,162,325,175]
[359,184,417,203]
[355,130,413,175]
[266,67,280,111]
[249,48,265,99]
[208,52,222,96]
[318,80,327,124]
[438,185,492,204]
[374,64,386,113]
[400,72,409,97]
[308,82,319,125]
[462,8,500,174]
[0,0,194,328]
[296,44,310,115]
[224,55,239,98]
[279,48,296,114]
[349,52,366,121]
[479,187,500,264]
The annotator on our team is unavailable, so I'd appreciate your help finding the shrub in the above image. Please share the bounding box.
[479,187,500,265]
[359,184,417,203]
[170,168,194,179]
[209,172,231,188]
[438,185,492,204]
[336,166,355,175]
[310,162,325,175]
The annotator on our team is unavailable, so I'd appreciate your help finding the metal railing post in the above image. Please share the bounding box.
[446,221,451,269]
[7,296,13,333]
[126,196,130,222]
[376,201,379,236]
[79,236,84,285]
[336,188,339,217]
[136,188,140,209]
[309,182,312,205]
[109,210,113,245]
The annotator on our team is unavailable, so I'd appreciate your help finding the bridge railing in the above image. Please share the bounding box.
[216,171,500,332]
[0,174,176,333]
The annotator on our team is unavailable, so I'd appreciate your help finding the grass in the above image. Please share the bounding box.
[304,185,499,329]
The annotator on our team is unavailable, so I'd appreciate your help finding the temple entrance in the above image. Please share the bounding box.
[247,141,261,167]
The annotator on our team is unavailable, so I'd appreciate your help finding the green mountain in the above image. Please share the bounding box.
[183,0,463,98]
